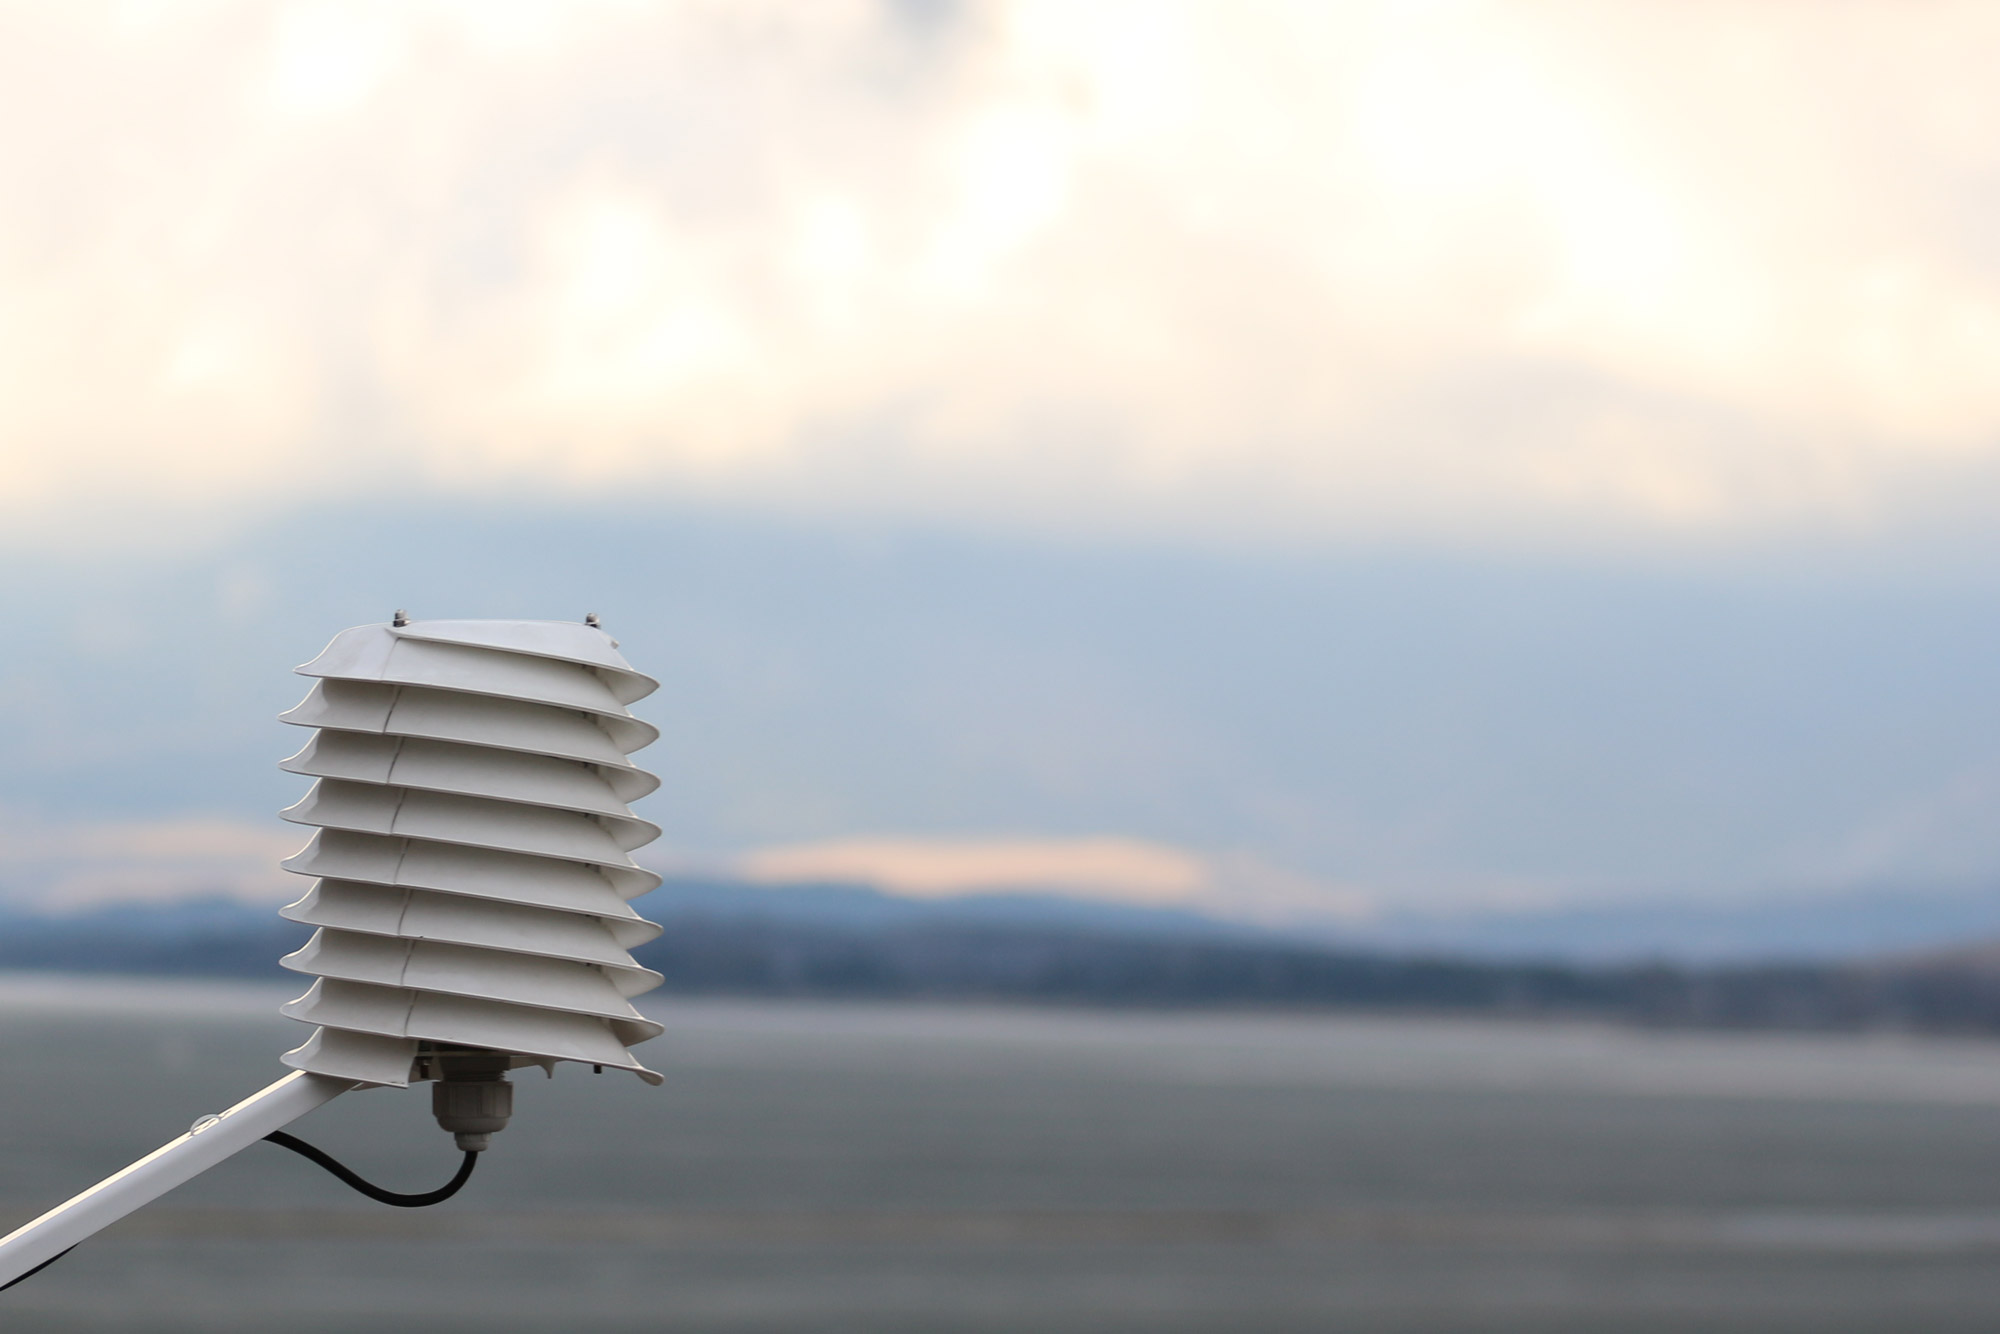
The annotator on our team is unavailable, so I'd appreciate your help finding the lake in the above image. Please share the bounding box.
[8,975,2000,1331]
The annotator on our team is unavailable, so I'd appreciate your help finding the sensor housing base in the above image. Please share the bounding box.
[431,1052,514,1152]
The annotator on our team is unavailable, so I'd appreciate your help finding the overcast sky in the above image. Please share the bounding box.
[8,0,2000,548]
[5,2,2000,926]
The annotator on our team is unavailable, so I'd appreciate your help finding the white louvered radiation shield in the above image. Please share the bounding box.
[0,615,671,1290]
[274,616,667,1089]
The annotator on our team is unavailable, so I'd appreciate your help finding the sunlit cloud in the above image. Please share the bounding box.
[0,811,299,909]
[3,0,1999,548]
[735,834,1378,925]
[738,835,1210,903]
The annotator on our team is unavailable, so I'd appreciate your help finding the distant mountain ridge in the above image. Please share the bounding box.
[13,874,2000,969]
[1337,885,2000,964]
[656,876,2000,964]
[648,877,1259,936]
[11,878,2000,1037]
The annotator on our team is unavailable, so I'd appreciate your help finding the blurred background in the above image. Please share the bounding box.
[8,1,2000,1328]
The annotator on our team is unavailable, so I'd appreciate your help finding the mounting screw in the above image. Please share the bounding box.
[584,613,602,629]
[392,609,410,627]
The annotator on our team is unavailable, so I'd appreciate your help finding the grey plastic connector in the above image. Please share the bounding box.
[431,1053,513,1152]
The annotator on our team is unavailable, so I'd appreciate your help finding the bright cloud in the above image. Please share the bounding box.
[0,811,300,909]
[3,1,2000,546]
[735,834,1377,925]
[738,835,1211,903]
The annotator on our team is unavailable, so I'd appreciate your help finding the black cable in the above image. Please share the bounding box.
[262,1131,478,1207]
[0,1247,73,1293]
[3,1136,473,1296]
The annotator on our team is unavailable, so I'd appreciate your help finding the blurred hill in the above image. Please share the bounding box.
[10,880,2000,1037]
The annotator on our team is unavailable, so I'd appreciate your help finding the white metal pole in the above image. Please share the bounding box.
[0,1070,354,1289]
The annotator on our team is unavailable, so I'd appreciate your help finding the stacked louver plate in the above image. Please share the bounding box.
[273,618,666,1088]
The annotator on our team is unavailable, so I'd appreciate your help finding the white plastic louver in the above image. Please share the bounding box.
[274,616,668,1088]
[0,615,668,1290]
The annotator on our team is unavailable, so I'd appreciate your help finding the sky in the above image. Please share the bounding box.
[4,1,2000,936]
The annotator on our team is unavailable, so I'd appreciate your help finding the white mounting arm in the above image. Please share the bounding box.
[0,1071,354,1289]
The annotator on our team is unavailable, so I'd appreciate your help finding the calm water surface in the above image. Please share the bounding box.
[8,976,2000,1331]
